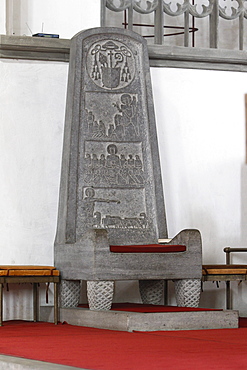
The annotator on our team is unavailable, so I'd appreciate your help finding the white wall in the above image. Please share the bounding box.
[2,0,247,319]
[151,68,247,312]
[0,0,6,34]
[4,0,100,37]
[0,0,101,321]
[0,59,68,320]
[0,60,68,266]
[151,67,246,258]
[2,57,247,318]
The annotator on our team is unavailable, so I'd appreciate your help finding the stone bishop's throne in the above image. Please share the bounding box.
[54,27,202,310]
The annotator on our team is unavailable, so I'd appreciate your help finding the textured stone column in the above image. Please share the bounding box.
[174,279,201,307]
[60,279,81,308]
[139,279,164,305]
[87,281,114,310]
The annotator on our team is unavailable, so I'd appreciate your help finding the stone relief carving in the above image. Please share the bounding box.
[102,212,147,229]
[81,187,120,229]
[79,35,150,233]
[84,143,144,186]
[87,40,135,90]
[85,93,139,140]
[81,187,147,230]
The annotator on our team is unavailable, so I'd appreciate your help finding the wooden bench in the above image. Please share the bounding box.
[202,247,247,309]
[0,266,60,326]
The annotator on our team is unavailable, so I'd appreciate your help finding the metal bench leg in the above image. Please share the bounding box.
[54,282,59,324]
[0,283,3,326]
[226,280,231,309]
[164,280,168,305]
[33,283,38,322]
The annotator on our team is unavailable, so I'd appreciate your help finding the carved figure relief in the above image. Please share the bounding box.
[81,187,147,230]
[85,93,139,140]
[80,37,150,234]
[81,187,120,229]
[87,40,135,90]
[113,93,139,137]
[102,212,147,229]
[84,143,144,186]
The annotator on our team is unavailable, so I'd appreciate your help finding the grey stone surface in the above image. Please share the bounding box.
[55,27,167,247]
[60,279,81,308]
[0,355,79,370]
[0,35,70,62]
[55,228,202,281]
[174,279,201,307]
[40,306,239,332]
[54,27,202,285]
[139,279,164,304]
[87,280,114,310]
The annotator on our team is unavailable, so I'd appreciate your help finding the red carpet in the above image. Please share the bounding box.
[0,307,246,369]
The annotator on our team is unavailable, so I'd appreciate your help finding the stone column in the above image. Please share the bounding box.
[174,279,201,307]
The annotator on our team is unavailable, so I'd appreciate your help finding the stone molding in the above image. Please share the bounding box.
[0,35,70,62]
[1,34,247,72]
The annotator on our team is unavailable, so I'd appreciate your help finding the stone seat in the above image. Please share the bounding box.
[55,27,202,312]
[0,265,60,325]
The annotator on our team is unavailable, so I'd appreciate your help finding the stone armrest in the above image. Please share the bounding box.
[159,229,202,254]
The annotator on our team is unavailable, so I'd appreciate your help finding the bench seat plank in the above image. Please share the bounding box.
[0,266,59,277]
[203,265,247,275]
[0,265,57,270]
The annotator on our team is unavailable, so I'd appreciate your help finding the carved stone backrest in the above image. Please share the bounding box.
[55,27,167,247]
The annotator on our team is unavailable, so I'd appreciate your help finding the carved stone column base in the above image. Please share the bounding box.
[174,279,201,307]
[60,279,81,308]
[139,279,164,305]
[87,281,114,310]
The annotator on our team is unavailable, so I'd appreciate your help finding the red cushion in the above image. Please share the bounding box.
[110,244,186,253]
